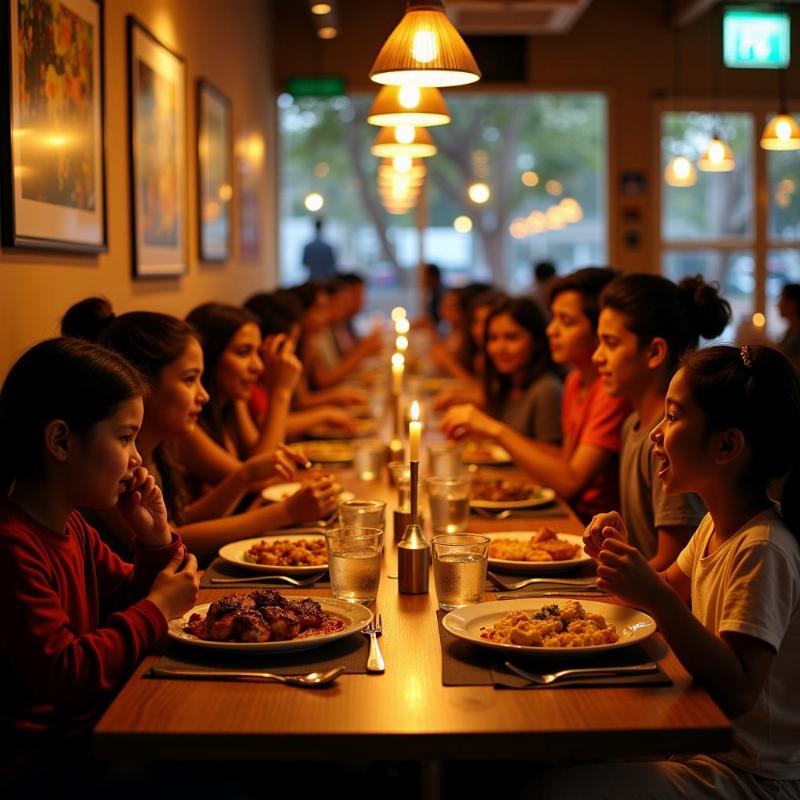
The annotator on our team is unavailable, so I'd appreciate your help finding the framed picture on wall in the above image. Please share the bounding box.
[127,16,186,278]
[0,0,107,252]
[197,79,232,262]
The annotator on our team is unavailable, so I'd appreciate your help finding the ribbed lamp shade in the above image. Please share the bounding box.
[371,126,438,158]
[378,158,427,179]
[369,1,480,88]
[761,113,800,150]
[367,85,451,127]
[697,135,735,172]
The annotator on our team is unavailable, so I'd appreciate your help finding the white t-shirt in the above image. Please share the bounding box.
[677,509,800,779]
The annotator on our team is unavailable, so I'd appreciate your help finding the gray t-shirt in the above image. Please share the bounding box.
[620,412,705,558]
[498,372,562,444]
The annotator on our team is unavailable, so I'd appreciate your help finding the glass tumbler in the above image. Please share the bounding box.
[353,438,386,481]
[325,527,383,604]
[337,498,386,530]
[432,534,489,610]
[426,475,471,535]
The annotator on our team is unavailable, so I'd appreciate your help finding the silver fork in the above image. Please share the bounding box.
[487,571,598,591]
[210,572,326,586]
[505,661,659,685]
[473,507,512,520]
[363,614,385,673]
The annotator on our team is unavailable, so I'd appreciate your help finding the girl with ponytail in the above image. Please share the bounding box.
[588,274,730,569]
[557,345,800,797]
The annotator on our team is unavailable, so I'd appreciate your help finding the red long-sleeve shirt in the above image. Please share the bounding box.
[0,501,180,738]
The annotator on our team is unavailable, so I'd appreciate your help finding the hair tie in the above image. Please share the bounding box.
[741,345,752,369]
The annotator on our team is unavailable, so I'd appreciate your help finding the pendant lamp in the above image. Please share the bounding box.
[371,126,438,158]
[664,155,697,187]
[698,132,735,172]
[761,113,800,150]
[369,0,480,88]
[367,85,451,127]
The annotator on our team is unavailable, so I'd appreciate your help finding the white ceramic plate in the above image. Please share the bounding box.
[486,531,592,574]
[218,533,329,575]
[260,482,354,505]
[294,440,355,463]
[169,598,372,653]
[471,487,556,510]
[442,598,655,659]
[462,443,513,465]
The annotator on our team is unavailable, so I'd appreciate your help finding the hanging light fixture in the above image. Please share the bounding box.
[761,66,800,149]
[378,158,427,179]
[698,130,735,172]
[370,125,438,158]
[663,26,696,188]
[664,155,698,187]
[369,0,480,88]
[367,85,451,127]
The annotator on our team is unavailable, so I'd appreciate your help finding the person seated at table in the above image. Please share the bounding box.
[548,345,800,800]
[243,291,357,439]
[433,288,507,410]
[778,282,800,372]
[591,273,730,570]
[429,282,492,378]
[439,297,563,445]
[441,267,629,521]
[0,338,198,779]
[60,295,114,341]
[93,310,337,564]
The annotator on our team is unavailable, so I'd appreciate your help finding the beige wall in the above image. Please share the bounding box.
[0,0,277,375]
[273,0,800,275]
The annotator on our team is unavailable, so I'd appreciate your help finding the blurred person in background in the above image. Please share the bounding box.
[302,218,337,281]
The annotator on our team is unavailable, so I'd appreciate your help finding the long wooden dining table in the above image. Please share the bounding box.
[93,464,732,764]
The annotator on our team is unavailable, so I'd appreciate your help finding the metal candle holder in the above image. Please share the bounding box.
[398,457,429,594]
[410,459,419,524]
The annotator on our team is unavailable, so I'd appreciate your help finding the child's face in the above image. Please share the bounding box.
[71,397,144,508]
[486,313,533,376]
[650,367,713,495]
[148,337,209,440]
[217,323,263,402]
[593,307,649,398]
[546,291,596,367]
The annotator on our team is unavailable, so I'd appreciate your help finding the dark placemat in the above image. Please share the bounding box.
[200,557,330,589]
[151,631,369,676]
[436,611,672,689]
[471,505,569,520]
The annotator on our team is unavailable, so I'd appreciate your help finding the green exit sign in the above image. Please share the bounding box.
[723,9,790,69]
[286,76,347,97]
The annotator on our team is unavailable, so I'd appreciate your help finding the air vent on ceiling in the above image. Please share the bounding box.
[448,0,592,35]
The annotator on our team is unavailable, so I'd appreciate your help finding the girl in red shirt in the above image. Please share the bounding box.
[0,338,198,768]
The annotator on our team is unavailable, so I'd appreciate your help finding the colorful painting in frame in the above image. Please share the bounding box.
[0,0,107,251]
[127,17,186,277]
[197,79,231,262]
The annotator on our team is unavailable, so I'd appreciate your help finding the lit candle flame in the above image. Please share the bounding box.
[410,400,420,422]
[392,352,405,368]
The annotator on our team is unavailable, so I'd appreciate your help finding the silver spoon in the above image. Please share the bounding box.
[210,572,326,586]
[149,665,345,687]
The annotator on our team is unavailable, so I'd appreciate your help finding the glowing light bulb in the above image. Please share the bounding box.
[391,306,407,322]
[304,192,324,212]
[412,30,437,63]
[776,118,793,141]
[468,182,490,204]
[393,154,412,173]
[453,215,472,233]
[395,335,409,352]
[396,124,415,144]
[398,86,421,109]
[395,317,411,335]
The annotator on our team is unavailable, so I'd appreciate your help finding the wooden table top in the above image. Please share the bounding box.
[93,467,732,762]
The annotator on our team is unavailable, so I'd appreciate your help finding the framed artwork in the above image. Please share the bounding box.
[0,0,107,252]
[127,16,186,278]
[197,79,231,262]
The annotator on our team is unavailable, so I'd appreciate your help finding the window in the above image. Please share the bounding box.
[279,92,607,315]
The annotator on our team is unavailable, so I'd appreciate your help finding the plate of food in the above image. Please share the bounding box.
[471,478,556,509]
[486,528,592,574]
[260,482,354,504]
[218,534,328,574]
[462,441,512,465]
[307,418,377,440]
[442,598,655,659]
[170,591,372,653]
[293,440,355,464]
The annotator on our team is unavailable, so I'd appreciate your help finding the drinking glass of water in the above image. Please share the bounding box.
[325,527,383,604]
[426,475,471,535]
[427,441,464,478]
[337,498,386,530]
[432,534,489,610]
[353,439,386,481]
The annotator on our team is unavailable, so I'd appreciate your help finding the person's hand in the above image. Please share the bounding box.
[595,538,665,610]
[440,404,499,441]
[582,510,628,560]
[285,473,338,523]
[242,445,310,485]
[147,545,199,622]
[329,386,370,407]
[262,334,302,395]
[316,407,357,435]
[117,467,171,547]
